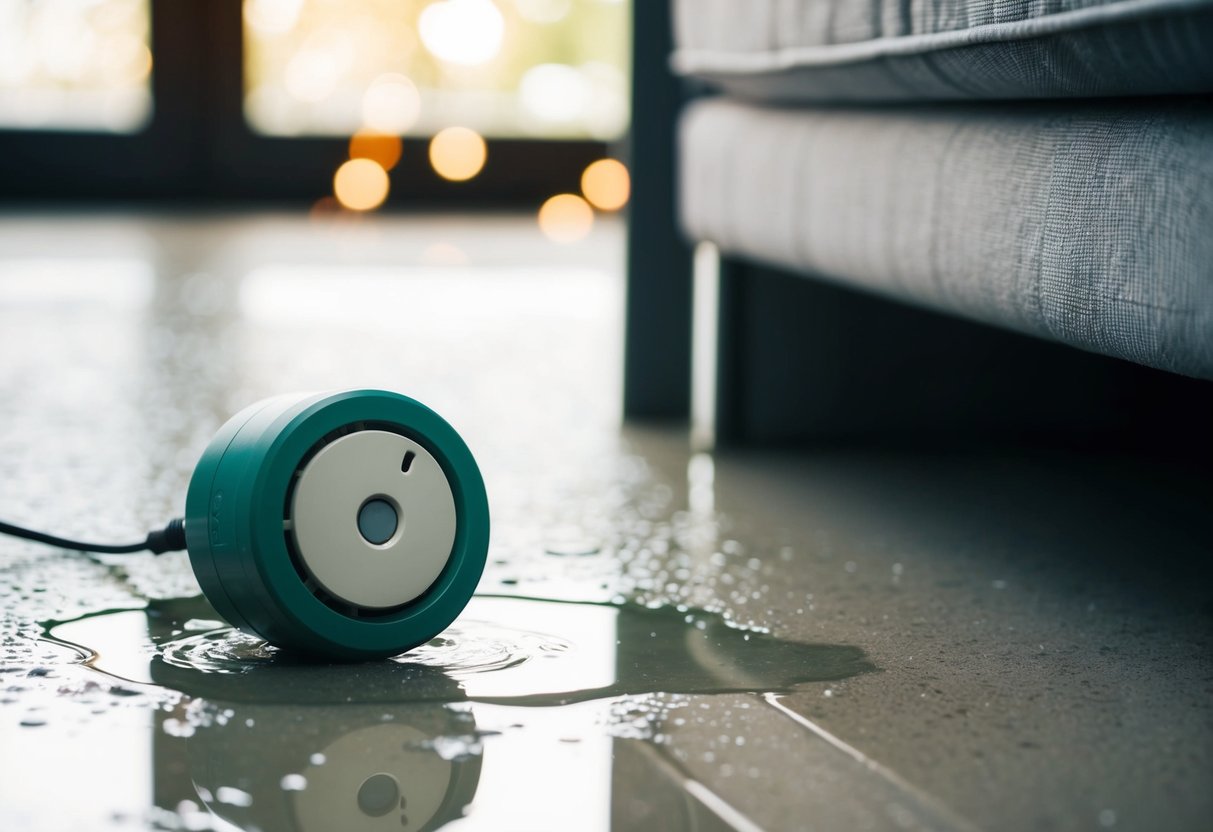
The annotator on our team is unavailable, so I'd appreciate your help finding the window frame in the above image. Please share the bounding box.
[0,0,614,205]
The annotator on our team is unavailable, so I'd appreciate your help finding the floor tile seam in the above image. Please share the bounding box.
[763,692,983,832]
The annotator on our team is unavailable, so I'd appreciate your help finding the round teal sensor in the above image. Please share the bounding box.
[184,390,490,661]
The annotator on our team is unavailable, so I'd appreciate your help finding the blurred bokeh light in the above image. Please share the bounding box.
[419,0,505,67]
[361,72,422,134]
[349,130,404,171]
[429,126,487,182]
[333,158,390,210]
[580,158,629,212]
[244,0,630,139]
[538,193,593,243]
[0,0,152,132]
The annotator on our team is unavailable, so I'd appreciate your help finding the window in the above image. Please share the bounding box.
[244,0,629,140]
[0,0,630,204]
[0,0,153,132]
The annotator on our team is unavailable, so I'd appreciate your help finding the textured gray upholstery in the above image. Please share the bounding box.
[672,0,1213,101]
[679,97,1213,379]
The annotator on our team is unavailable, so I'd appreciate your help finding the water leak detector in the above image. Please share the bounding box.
[0,389,491,661]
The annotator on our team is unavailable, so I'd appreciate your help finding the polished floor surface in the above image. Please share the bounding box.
[0,211,1210,831]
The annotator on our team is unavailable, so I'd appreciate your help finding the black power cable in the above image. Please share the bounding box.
[0,517,187,555]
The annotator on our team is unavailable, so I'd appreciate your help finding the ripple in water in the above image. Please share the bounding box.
[158,628,279,673]
[158,619,572,678]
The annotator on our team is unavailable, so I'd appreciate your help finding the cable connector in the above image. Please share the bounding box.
[145,517,187,555]
[0,517,188,555]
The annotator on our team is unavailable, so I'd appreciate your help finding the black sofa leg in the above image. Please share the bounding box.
[622,0,693,421]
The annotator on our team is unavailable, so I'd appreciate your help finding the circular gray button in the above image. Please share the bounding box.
[356,772,400,817]
[357,498,398,545]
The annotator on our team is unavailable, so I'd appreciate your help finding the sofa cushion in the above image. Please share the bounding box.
[678,97,1213,379]
[672,0,1213,101]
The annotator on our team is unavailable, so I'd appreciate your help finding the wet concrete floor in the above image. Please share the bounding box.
[0,211,1210,831]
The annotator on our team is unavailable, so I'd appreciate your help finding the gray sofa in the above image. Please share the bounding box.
[624,0,1213,446]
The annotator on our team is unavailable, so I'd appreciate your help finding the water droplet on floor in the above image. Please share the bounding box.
[183,618,225,632]
[215,786,253,807]
[543,535,601,557]
[279,773,307,791]
[162,717,195,737]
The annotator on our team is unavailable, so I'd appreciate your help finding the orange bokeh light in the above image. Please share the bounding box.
[429,127,487,182]
[538,194,594,244]
[309,195,340,220]
[580,159,630,212]
[333,158,390,211]
[349,130,403,171]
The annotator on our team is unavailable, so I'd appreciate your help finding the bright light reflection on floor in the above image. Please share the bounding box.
[0,705,154,829]
[451,704,613,832]
[0,258,153,308]
[239,265,613,328]
[453,597,616,698]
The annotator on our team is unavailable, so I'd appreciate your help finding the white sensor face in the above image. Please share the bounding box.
[290,430,457,610]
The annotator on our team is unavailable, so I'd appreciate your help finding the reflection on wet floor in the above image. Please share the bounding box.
[1,213,921,832]
[39,594,875,832]
[3,213,1210,831]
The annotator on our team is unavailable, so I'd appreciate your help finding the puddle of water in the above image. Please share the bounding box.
[37,594,875,832]
[48,595,873,704]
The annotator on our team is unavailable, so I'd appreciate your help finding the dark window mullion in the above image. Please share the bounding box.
[0,0,211,200]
